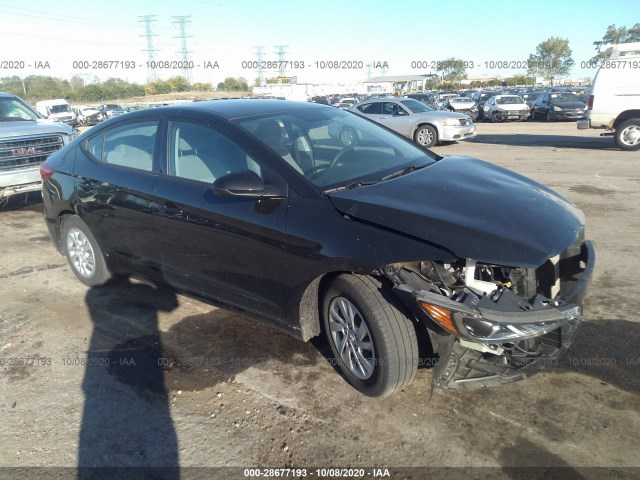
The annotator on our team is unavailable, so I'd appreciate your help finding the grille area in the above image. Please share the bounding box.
[0,135,64,171]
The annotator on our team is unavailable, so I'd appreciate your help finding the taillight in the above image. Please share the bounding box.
[39,162,55,181]
[587,95,594,110]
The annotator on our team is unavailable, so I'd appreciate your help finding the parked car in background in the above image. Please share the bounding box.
[73,106,103,126]
[40,99,594,396]
[532,92,587,121]
[521,92,545,119]
[578,42,640,150]
[0,92,73,202]
[470,90,500,121]
[443,97,479,121]
[403,93,438,109]
[483,95,531,122]
[349,97,476,147]
[99,104,127,119]
[35,99,78,126]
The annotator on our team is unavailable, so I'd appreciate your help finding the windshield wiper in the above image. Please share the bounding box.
[323,181,378,194]
[380,163,427,182]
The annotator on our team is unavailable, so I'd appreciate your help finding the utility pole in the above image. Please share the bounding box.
[254,46,265,87]
[274,45,289,78]
[138,15,158,83]
[172,16,193,84]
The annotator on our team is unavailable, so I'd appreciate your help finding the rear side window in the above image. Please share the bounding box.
[84,133,104,160]
[83,121,157,172]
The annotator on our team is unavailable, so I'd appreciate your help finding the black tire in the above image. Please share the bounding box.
[491,112,500,123]
[339,128,357,147]
[414,125,437,147]
[546,111,552,122]
[322,274,418,397]
[62,215,111,287]
[614,119,640,151]
[529,110,536,121]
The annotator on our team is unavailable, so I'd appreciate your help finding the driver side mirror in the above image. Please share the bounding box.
[212,170,284,199]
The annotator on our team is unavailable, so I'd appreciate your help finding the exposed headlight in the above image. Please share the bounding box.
[553,106,564,112]
[419,299,581,342]
[442,118,461,126]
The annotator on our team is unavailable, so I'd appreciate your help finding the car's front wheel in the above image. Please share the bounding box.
[339,127,357,147]
[414,125,437,147]
[322,274,418,397]
[62,215,111,287]
[614,119,640,151]
[546,111,552,122]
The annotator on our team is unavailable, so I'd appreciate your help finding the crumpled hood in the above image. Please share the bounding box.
[328,156,585,267]
[0,120,72,139]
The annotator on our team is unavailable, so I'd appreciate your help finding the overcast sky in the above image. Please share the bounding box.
[0,0,636,85]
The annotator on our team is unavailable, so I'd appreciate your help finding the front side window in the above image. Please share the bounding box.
[168,121,261,184]
[84,121,157,172]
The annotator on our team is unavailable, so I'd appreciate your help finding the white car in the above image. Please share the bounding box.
[348,97,476,147]
[73,106,103,126]
[483,95,531,122]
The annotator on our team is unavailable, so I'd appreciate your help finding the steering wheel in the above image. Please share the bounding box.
[329,147,356,169]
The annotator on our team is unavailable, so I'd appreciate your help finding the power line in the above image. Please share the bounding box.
[138,15,159,83]
[172,16,193,84]
[274,45,289,78]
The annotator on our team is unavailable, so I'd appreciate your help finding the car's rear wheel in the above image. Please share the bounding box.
[614,119,640,151]
[414,125,437,147]
[322,274,418,397]
[62,216,111,287]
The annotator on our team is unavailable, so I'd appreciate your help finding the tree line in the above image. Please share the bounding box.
[0,75,224,103]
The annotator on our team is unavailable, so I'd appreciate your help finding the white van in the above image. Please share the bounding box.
[35,99,77,127]
[577,42,640,151]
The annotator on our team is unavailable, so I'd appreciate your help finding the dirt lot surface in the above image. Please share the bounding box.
[0,121,638,479]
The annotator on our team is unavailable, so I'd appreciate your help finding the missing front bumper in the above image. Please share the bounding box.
[431,318,581,390]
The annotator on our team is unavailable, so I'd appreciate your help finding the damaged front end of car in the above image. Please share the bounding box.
[378,232,594,390]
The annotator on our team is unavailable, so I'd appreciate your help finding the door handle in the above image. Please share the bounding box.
[152,201,184,217]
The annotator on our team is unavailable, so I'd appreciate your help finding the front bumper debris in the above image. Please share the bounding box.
[391,240,594,390]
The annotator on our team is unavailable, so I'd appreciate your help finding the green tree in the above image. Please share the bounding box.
[436,58,468,82]
[216,77,249,91]
[527,37,574,85]
[590,23,640,63]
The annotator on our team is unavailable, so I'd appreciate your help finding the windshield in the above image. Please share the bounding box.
[496,96,525,105]
[550,93,581,103]
[0,97,41,122]
[399,99,432,113]
[480,92,496,101]
[50,104,71,113]
[236,107,437,190]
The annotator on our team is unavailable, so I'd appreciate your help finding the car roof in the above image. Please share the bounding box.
[0,92,18,99]
[152,99,328,119]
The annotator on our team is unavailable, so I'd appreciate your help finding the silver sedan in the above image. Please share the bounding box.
[348,97,476,147]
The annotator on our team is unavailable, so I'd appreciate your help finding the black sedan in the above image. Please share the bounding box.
[531,92,587,121]
[40,100,594,397]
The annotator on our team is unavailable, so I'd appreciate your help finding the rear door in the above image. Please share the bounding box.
[152,117,289,321]
[74,118,163,278]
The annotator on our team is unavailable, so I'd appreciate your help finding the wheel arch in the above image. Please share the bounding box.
[53,210,76,255]
[292,267,422,342]
[613,110,640,129]
[412,122,440,139]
